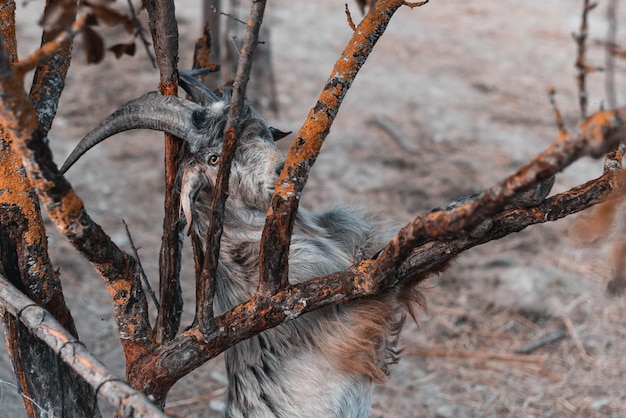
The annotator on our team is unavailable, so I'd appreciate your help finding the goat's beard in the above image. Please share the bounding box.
[180,166,209,235]
[180,164,278,237]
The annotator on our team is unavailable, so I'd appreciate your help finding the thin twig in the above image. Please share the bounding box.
[547,88,567,135]
[369,116,418,153]
[573,0,599,119]
[219,10,247,25]
[126,0,157,69]
[165,387,225,408]
[605,0,618,109]
[123,220,160,311]
[552,298,591,361]
[514,330,566,355]
[404,347,544,363]
[197,0,267,333]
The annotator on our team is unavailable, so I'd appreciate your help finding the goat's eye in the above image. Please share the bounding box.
[208,154,220,166]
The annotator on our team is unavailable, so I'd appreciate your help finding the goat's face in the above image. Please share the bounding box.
[59,70,290,231]
[179,100,286,228]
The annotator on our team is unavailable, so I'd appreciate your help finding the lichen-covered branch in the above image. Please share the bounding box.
[0,2,104,415]
[259,0,412,296]
[0,14,153,360]
[28,0,78,135]
[372,107,626,283]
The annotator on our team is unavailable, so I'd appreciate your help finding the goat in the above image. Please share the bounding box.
[60,71,436,417]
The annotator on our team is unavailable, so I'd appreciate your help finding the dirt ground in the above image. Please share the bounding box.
[2,1,626,417]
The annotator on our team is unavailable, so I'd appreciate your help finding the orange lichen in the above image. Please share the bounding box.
[580,109,616,141]
[45,189,85,234]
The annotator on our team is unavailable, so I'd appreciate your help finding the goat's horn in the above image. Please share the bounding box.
[179,68,221,104]
[60,91,203,173]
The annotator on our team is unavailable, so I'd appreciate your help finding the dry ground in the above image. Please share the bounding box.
[2,1,626,417]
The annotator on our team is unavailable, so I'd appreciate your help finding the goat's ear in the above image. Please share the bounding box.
[270,127,291,141]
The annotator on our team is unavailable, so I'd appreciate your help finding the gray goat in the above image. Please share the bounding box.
[60,72,431,417]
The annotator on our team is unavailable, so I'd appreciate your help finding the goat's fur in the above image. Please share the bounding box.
[62,75,432,417]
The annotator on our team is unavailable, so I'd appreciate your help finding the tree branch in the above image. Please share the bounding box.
[259,0,410,296]
[0,274,168,418]
[196,0,267,333]
[28,0,79,135]
[144,0,185,344]
[372,107,626,282]
[0,23,154,360]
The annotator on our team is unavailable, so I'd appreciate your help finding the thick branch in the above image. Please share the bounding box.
[28,0,78,135]
[0,4,101,416]
[0,28,153,355]
[0,274,168,418]
[259,0,410,295]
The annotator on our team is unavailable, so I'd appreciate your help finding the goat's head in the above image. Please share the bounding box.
[60,70,290,231]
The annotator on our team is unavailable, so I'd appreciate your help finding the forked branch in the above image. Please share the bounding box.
[143,103,626,387]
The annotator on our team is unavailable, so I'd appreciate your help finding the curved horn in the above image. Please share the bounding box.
[179,68,221,104]
[60,91,203,173]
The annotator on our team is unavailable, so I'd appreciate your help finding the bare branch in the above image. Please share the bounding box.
[123,220,160,311]
[605,0,619,109]
[28,0,78,135]
[0,274,168,418]
[144,0,184,344]
[0,32,154,354]
[196,0,267,333]
[573,0,599,119]
[126,0,157,68]
[373,107,626,281]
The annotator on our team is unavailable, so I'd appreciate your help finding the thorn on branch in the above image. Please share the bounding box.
[547,87,567,136]
[345,4,357,31]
